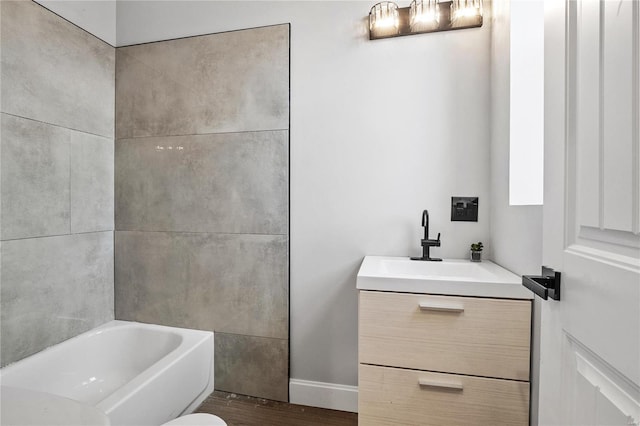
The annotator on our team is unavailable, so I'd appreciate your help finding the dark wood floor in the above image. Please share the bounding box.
[196,391,358,426]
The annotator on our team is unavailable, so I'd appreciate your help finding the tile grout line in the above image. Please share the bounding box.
[1,230,114,243]
[215,331,289,342]
[69,130,72,235]
[116,128,290,141]
[117,23,291,49]
[633,1,640,235]
[113,64,117,318]
[31,0,115,47]
[113,229,288,237]
[598,1,605,231]
[286,23,292,401]
[0,112,113,140]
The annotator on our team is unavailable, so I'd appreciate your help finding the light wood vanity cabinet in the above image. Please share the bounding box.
[358,290,532,426]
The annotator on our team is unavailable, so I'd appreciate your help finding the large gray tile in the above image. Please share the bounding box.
[0,0,115,138]
[116,24,289,139]
[115,131,288,235]
[71,131,114,233]
[1,114,70,240]
[0,232,114,366]
[115,231,288,339]
[215,333,288,401]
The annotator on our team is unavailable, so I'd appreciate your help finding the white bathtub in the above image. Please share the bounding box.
[0,321,214,426]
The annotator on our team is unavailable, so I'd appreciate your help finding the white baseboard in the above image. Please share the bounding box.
[289,379,358,413]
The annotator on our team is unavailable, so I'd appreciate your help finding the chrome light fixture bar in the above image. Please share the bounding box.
[369,0,482,40]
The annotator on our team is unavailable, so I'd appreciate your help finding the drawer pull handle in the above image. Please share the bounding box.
[418,302,464,313]
[418,379,464,391]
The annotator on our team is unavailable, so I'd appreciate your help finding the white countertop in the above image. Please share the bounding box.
[356,256,534,299]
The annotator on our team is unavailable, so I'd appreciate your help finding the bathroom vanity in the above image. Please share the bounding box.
[356,256,533,426]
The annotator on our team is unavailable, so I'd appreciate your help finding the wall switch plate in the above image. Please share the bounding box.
[451,197,479,222]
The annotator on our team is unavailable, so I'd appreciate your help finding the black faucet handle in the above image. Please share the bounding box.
[436,233,440,241]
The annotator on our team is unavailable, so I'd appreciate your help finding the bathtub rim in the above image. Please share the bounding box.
[95,321,214,416]
[0,320,215,421]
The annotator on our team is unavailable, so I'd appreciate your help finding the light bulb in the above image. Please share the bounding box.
[369,2,400,38]
[410,0,440,32]
[451,0,483,25]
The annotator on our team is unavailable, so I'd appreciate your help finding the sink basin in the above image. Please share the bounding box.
[357,256,533,299]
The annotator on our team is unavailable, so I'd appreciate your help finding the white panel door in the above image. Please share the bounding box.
[540,0,640,425]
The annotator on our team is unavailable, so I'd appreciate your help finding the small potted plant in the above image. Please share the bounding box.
[470,242,483,262]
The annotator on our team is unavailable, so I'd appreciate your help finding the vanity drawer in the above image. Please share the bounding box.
[359,291,531,381]
[358,364,529,426]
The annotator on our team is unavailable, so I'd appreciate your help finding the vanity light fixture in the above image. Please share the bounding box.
[369,1,400,38]
[368,0,482,40]
[451,0,483,25]
[409,0,440,33]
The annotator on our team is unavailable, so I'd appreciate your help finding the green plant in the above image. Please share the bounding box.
[470,242,484,252]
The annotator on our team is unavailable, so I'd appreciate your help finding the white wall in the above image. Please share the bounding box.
[38,0,493,396]
[489,1,542,423]
[489,0,542,280]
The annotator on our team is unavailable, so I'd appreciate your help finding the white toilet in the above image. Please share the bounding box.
[162,413,227,426]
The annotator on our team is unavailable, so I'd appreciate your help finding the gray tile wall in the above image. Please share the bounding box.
[0,1,115,366]
[115,25,289,139]
[115,232,288,339]
[1,232,114,364]
[115,131,288,235]
[215,333,289,402]
[1,1,115,138]
[114,25,290,401]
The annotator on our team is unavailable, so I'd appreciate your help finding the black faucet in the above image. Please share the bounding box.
[410,210,442,261]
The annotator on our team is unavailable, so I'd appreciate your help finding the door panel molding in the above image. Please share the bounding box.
[579,226,640,250]
[563,332,640,425]
[569,0,640,257]
[567,244,640,272]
